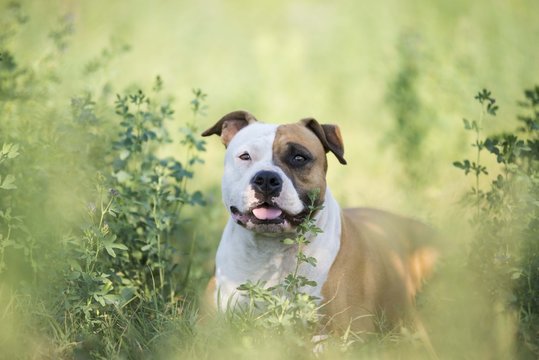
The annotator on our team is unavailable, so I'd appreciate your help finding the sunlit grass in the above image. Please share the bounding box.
[1,0,539,358]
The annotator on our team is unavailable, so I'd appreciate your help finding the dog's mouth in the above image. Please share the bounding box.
[230,203,308,231]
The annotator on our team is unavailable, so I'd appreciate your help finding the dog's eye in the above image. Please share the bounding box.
[239,152,251,161]
[290,153,310,166]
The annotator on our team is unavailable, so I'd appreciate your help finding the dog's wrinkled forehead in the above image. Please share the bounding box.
[226,123,278,161]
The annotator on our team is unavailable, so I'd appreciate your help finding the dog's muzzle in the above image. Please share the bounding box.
[227,170,309,233]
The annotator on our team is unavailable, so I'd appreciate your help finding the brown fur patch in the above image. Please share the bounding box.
[273,123,329,204]
[201,276,217,317]
[321,208,438,333]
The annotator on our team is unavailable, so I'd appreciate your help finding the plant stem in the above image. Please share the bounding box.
[476,105,484,218]
[152,193,164,292]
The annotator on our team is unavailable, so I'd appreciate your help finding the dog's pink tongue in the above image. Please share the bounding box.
[252,206,282,220]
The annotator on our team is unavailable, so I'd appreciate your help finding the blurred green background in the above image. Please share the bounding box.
[2,0,539,358]
[8,0,539,209]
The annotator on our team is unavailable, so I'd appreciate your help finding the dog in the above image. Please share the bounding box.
[201,110,438,334]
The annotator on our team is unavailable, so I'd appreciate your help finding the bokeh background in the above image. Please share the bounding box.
[2,0,539,358]
[10,0,539,209]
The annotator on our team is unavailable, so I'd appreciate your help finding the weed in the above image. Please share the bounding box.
[47,80,208,358]
[0,4,208,356]
[454,87,539,356]
[235,190,323,335]
[453,88,498,218]
[0,143,22,273]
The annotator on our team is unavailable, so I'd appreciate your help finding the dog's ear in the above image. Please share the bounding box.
[201,111,258,147]
[301,118,347,165]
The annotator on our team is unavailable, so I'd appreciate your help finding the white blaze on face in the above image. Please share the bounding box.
[221,123,304,217]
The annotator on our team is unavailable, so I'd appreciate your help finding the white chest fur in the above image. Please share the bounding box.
[214,189,342,309]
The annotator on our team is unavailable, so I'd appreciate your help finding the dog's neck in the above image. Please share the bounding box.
[214,188,342,308]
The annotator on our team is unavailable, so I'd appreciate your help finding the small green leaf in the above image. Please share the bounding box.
[114,170,132,183]
[103,294,121,305]
[0,174,17,190]
[104,245,116,257]
[305,256,318,267]
[190,191,205,206]
[141,244,152,251]
[2,143,20,159]
[109,243,128,250]
[93,294,106,306]
[282,238,295,245]
[119,149,130,160]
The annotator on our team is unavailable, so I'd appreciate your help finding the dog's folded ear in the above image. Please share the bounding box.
[301,118,347,165]
[201,111,258,147]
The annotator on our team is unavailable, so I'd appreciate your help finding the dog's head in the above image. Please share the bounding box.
[202,111,346,234]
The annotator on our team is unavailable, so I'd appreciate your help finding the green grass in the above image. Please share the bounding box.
[1,0,539,358]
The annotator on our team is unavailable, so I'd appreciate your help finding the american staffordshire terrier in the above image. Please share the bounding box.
[201,110,437,333]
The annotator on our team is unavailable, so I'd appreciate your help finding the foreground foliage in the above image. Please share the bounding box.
[235,190,322,334]
[454,87,539,356]
[1,4,207,357]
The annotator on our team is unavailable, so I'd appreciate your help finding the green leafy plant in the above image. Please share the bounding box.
[48,80,208,358]
[0,4,211,357]
[454,87,539,356]
[0,143,22,273]
[453,88,498,218]
[235,190,323,334]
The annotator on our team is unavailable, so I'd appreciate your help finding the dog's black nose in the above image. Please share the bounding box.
[251,170,282,197]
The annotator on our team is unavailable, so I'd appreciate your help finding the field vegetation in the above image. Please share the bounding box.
[1,1,539,358]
